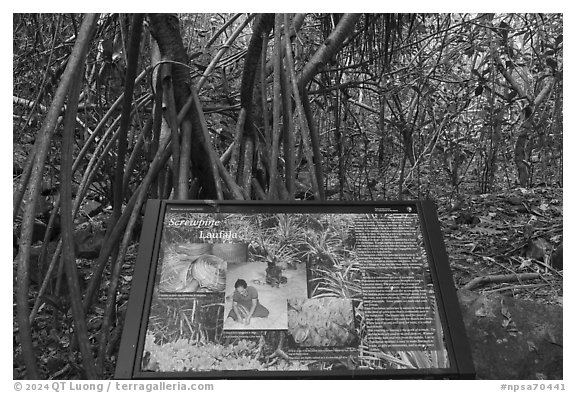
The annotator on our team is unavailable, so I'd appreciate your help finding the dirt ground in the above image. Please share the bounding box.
[223,261,308,330]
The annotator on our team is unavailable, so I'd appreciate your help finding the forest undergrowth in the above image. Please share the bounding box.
[440,186,562,305]
[12,185,563,379]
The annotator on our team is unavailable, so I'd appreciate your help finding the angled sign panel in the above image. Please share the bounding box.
[116,200,474,379]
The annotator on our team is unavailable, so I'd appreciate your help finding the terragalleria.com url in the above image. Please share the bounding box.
[16,381,215,392]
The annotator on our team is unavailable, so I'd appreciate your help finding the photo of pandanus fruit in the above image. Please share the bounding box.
[287,298,357,347]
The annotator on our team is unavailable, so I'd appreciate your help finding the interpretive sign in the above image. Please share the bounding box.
[115,200,474,379]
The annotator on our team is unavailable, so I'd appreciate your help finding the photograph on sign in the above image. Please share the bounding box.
[137,204,451,374]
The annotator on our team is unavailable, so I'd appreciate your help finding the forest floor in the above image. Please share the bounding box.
[439,186,563,306]
[13,186,563,379]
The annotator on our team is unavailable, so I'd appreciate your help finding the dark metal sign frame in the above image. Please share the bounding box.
[115,200,475,379]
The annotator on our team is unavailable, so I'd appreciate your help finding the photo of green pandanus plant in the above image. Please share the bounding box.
[356,299,450,370]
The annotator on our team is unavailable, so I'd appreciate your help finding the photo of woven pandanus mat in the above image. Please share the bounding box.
[287,298,357,347]
[159,243,211,291]
[159,243,229,292]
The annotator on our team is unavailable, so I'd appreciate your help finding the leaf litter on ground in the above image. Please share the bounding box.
[439,186,562,305]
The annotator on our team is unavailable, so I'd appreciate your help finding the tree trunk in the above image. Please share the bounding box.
[280,61,295,197]
[491,31,558,188]
[284,14,321,199]
[15,13,99,379]
[298,13,361,87]
[148,13,218,198]
[237,14,275,197]
[302,88,325,200]
[334,90,345,199]
[60,50,98,379]
[268,14,283,199]
[515,126,531,188]
[96,14,144,373]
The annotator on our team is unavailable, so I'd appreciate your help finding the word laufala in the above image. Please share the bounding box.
[166,217,240,240]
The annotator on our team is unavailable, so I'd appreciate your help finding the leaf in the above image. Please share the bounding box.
[475,303,489,317]
[523,31,531,43]
[555,34,563,46]
[546,58,558,70]
[475,297,496,318]
[519,257,532,269]
[501,301,511,320]
[506,321,519,335]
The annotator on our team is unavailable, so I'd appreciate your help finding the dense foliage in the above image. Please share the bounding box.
[13,13,562,379]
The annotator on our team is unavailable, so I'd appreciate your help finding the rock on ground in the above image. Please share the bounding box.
[458,289,562,379]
